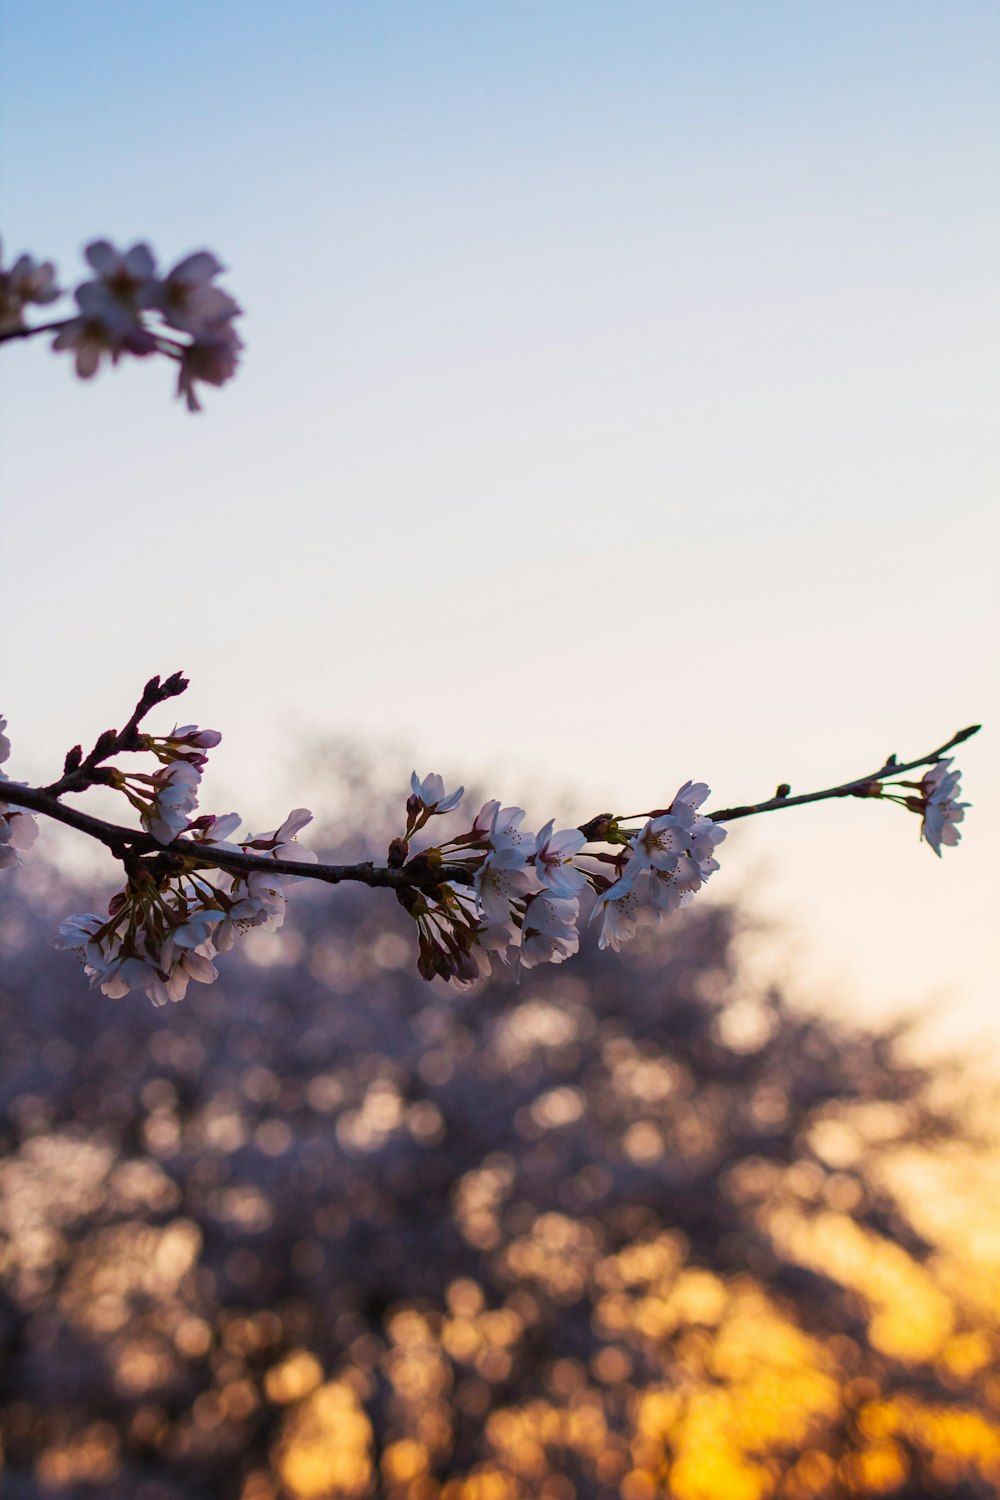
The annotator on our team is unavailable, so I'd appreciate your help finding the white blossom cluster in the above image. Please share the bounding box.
[111,723,222,843]
[56,805,317,1006]
[397,775,726,982]
[592,782,728,952]
[0,716,39,871]
[0,237,242,411]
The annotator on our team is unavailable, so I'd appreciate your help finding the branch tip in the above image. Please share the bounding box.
[92,729,118,761]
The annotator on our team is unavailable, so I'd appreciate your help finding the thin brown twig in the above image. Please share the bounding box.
[0,318,74,344]
[705,724,980,825]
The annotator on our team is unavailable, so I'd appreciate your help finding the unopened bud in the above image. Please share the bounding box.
[388,836,409,869]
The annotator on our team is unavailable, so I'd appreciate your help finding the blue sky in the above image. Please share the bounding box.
[2,1,998,1043]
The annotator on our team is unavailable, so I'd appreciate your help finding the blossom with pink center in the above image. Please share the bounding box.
[533,819,587,897]
[630,780,727,894]
[629,813,691,874]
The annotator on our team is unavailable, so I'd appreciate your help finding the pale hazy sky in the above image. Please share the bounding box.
[1,1,997,1048]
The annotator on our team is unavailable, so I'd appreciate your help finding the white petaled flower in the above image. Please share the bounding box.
[55,913,127,993]
[519,893,581,969]
[468,915,518,977]
[212,881,278,951]
[533,819,587,897]
[157,926,221,1001]
[620,775,726,924]
[249,808,318,864]
[113,955,172,1007]
[168,723,223,759]
[56,913,107,953]
[629,813,692,875]
[163,948,218,1002]
[164,909,225,954]
[244,871,290,925]
[648,858,703,916]
[410,771,465,816]
[920,758,969,856]
[592,868,650,952]
[471,800,501,839]
[670,780,711,817]
[185,811,242,847]
[176,316,244,412]
[142,760,202,844]
[474,846,535,923]
[491,806,535,854]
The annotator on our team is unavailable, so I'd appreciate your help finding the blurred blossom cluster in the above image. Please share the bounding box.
[0,237,242,411]
[2,815,1000,1499]
[0,244,59,329]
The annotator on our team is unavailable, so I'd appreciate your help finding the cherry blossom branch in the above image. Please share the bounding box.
[0,670,977,1000]
[0,783,466,893]
[705,723,981,825]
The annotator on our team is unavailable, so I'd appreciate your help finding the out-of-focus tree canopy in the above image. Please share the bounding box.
[1,814,998,1500]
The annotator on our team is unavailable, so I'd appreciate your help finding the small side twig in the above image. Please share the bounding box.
[706,725,980,825]
[44,671,189,797]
